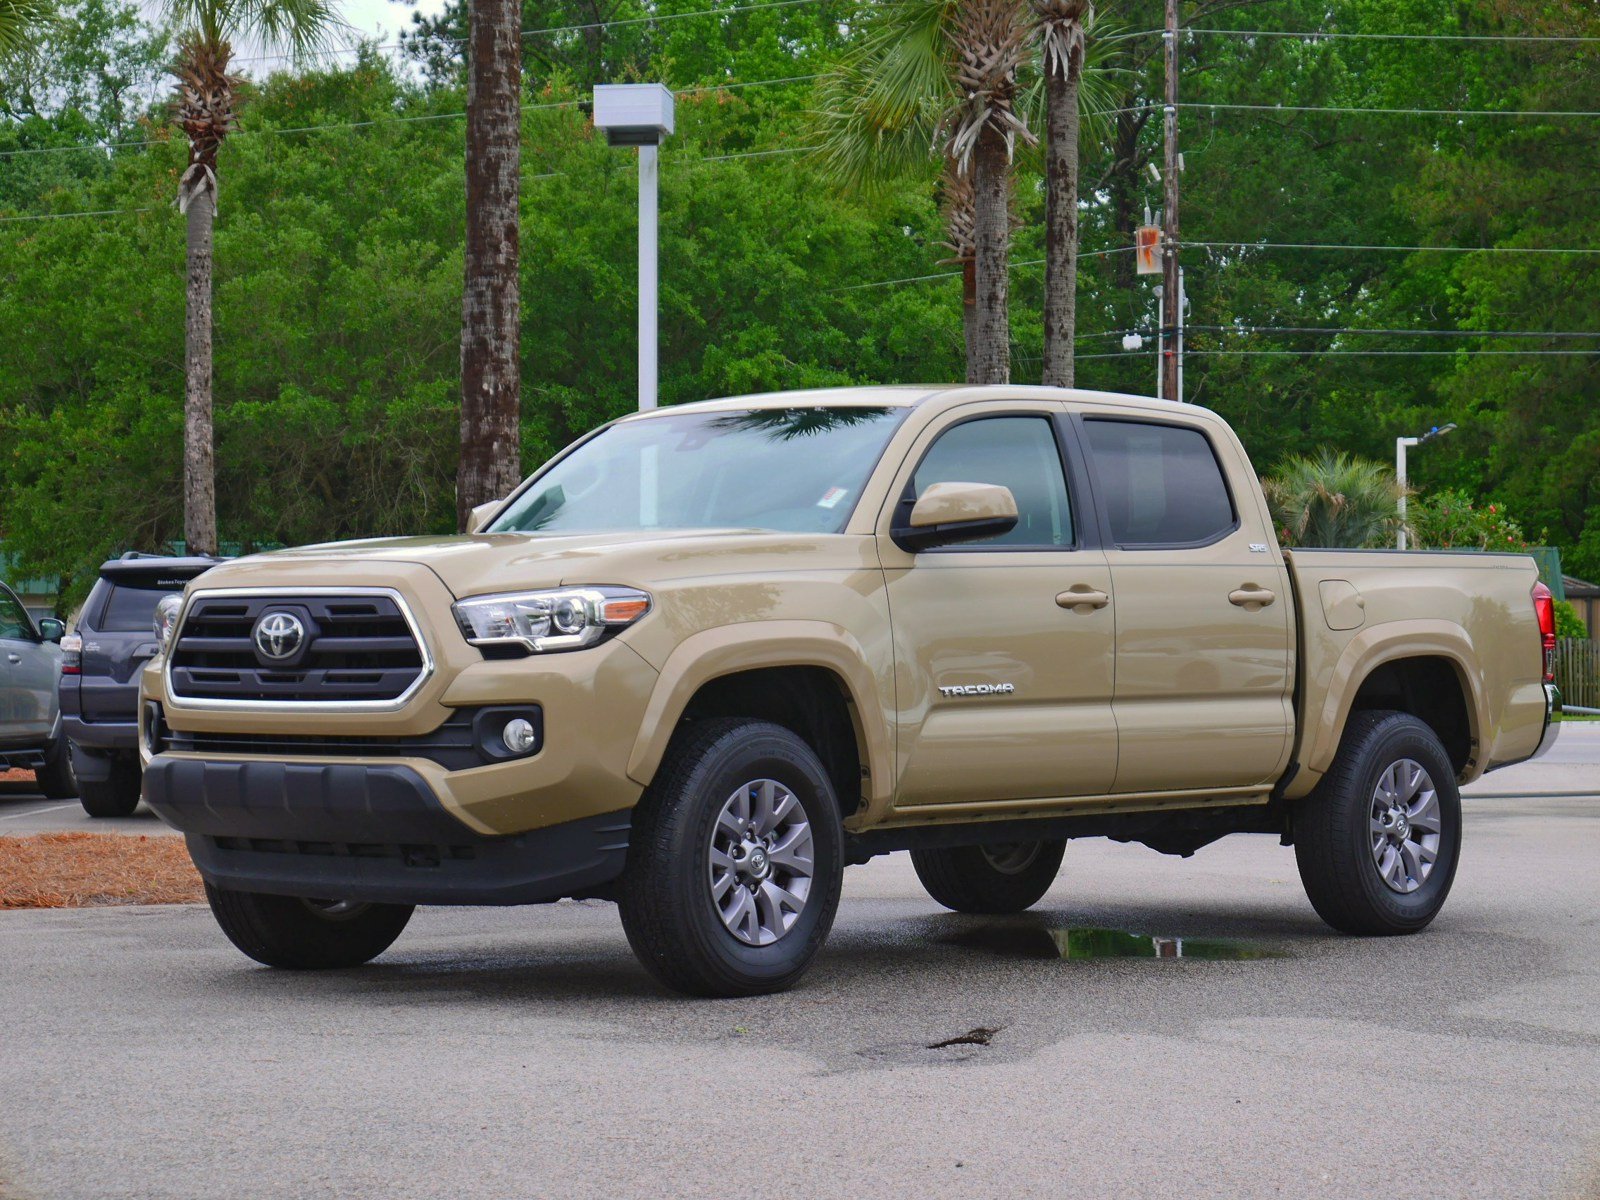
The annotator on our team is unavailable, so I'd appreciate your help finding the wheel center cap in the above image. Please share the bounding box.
[1393,816,1411,841]
[735,842,772,881]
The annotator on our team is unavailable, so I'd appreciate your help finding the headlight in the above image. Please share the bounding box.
[154,594,183,649]
[452,587,651,652]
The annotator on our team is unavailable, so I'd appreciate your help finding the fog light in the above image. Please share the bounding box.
[502,718,538,755]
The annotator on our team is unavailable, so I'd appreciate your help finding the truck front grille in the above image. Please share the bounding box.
[168,592,427,705]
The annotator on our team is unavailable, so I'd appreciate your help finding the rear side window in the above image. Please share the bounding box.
[95,584,175,632]
[911,416,1074,548]
[1082,419,1235,547]
[0,589,33,640]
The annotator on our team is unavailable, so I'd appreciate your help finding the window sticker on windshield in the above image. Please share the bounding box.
[817,487,848,509]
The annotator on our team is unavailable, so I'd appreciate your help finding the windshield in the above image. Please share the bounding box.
[489,406,906,536]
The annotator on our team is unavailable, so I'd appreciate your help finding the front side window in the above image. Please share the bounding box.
[1082,419,1236,547]
[490,406,906,536]
[909,416,1074,548]
[0,589,35,641]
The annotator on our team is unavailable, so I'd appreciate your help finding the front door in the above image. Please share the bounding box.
[879,403,1118,811]
[1075,411,1294,794]
[0,588,56,743]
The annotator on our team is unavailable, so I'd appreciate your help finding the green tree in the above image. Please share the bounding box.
[161,0,343,554]
[814,0,1034,384]
[1263,451,1406,549]
[0,0,53,53]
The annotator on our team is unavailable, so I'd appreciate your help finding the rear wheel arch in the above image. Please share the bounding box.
[1346,655,1476,775]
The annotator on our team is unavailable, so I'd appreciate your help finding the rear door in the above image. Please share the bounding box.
[0,586,56,741]
[80,571,186,723]
[1075,409,1294,794]
[879,401,1119,811]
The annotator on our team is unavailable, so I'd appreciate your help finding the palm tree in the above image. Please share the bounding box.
[1031,0,1089,386]
[0,0,52,53]
[815,0,1035,384]
[1262,451,1409,549]
[457,0,522,532]
[162,0,342,554]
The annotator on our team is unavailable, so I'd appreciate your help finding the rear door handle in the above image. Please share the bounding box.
[1229,585,1276,610]
[5,653,19,664]
[1057,586,1111,612]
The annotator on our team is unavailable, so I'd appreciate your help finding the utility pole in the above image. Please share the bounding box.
[1160,0,1182,403]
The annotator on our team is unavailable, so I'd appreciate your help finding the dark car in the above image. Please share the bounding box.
[61,554,217,817]
[0,580,74,797]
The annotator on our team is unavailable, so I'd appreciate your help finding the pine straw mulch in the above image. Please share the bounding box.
[0,832,205,909]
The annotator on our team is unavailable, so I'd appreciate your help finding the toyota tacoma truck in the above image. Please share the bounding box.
[139,386,1559,996]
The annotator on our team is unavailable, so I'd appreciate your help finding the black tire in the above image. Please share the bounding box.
[1294,710,1462,936]
[617,718,844,998]
[911,839,1067,914]
[35,738,77,800]
[204,884,414,969]
[76,754,141,818]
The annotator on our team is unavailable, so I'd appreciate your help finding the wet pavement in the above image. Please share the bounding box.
[2,790,1596,1199]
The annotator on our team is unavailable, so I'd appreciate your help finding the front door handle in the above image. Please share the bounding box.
[1057,586,1111,613]
[1229,585,1277,610]
[5,653,19,664]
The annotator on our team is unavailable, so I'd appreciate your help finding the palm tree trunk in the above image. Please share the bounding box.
[458,0,523,532]
[183,185,218,555]
[962,259,977,368]
[969,125,1012,385]
[1041,53,1082,388]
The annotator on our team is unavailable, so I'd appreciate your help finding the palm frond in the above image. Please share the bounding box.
[161,0,347,62]
[1262,450,1409,549]
[0,0,54,55]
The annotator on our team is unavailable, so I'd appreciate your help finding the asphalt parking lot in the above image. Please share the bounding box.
[2,736,1597,1200]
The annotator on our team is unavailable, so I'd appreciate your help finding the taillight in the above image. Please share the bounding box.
[60,632,82,676]
[1532,581,1556,683]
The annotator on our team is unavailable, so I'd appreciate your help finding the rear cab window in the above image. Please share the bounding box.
[1080,418,1236,548]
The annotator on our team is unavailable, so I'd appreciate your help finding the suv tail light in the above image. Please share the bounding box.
[60,632,82,676]
[1532,581,1556,683]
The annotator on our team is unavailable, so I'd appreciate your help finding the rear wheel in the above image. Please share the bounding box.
[617,719,844,997]
[911,839,1066,914]
[35,738,77,801]
[1294,710,1461,936]
[75,752,141,817]
[204,884,414,969]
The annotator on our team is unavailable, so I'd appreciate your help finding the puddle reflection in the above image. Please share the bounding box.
[939,924,1288,961]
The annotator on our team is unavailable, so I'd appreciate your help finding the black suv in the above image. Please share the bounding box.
[61,555,217,817]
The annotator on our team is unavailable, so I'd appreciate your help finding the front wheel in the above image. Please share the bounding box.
[911,840,1066,914]
[1294,711,1462,936]
[205,885,414,969]
[617,718,844,997]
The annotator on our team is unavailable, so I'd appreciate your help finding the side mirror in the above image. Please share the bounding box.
[37,617,65,643]
[467,499,504,534]
[892,481,1019,552]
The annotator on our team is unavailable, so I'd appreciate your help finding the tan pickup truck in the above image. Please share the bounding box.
[140,386,1558,996]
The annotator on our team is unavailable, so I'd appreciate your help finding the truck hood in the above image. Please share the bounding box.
[230,528,856,598]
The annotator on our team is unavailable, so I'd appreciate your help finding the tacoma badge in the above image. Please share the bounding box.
[938,683,1017,697]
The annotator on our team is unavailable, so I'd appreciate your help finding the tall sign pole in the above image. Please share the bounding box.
[1161,0,1182,403]
[593,84,675,411]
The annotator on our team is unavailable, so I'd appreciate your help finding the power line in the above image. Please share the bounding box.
[1184,26,1600,45]
[1194,239,1600,255]
[1189,324,1600,339]
[232,0,830,66]
[1077,348,1600,358]
[0,206,157,224]
[829,246,1136,292]
[1183,101,1600,119]
[0,74,814,160]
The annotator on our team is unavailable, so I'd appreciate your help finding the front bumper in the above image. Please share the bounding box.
[145,756,631,905]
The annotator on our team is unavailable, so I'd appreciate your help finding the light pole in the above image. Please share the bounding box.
[593,84,675,411]
[1396,423,1457,550]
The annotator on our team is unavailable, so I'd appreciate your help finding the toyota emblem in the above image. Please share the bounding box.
[252,611,306,661]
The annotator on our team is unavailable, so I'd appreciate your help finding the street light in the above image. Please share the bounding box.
[1396,423,1457,550]
[593,84,674,411]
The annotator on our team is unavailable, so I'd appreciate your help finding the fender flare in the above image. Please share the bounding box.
[1304,619,1487,778]
[624,620,894,809]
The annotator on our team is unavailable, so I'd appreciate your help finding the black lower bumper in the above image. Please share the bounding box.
[144,756,630,906]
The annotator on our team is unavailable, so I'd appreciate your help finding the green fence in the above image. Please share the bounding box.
[1554,638,1600,710]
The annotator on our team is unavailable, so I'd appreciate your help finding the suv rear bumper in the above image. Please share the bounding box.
[62,715,138,753]
[145,756,631,905]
